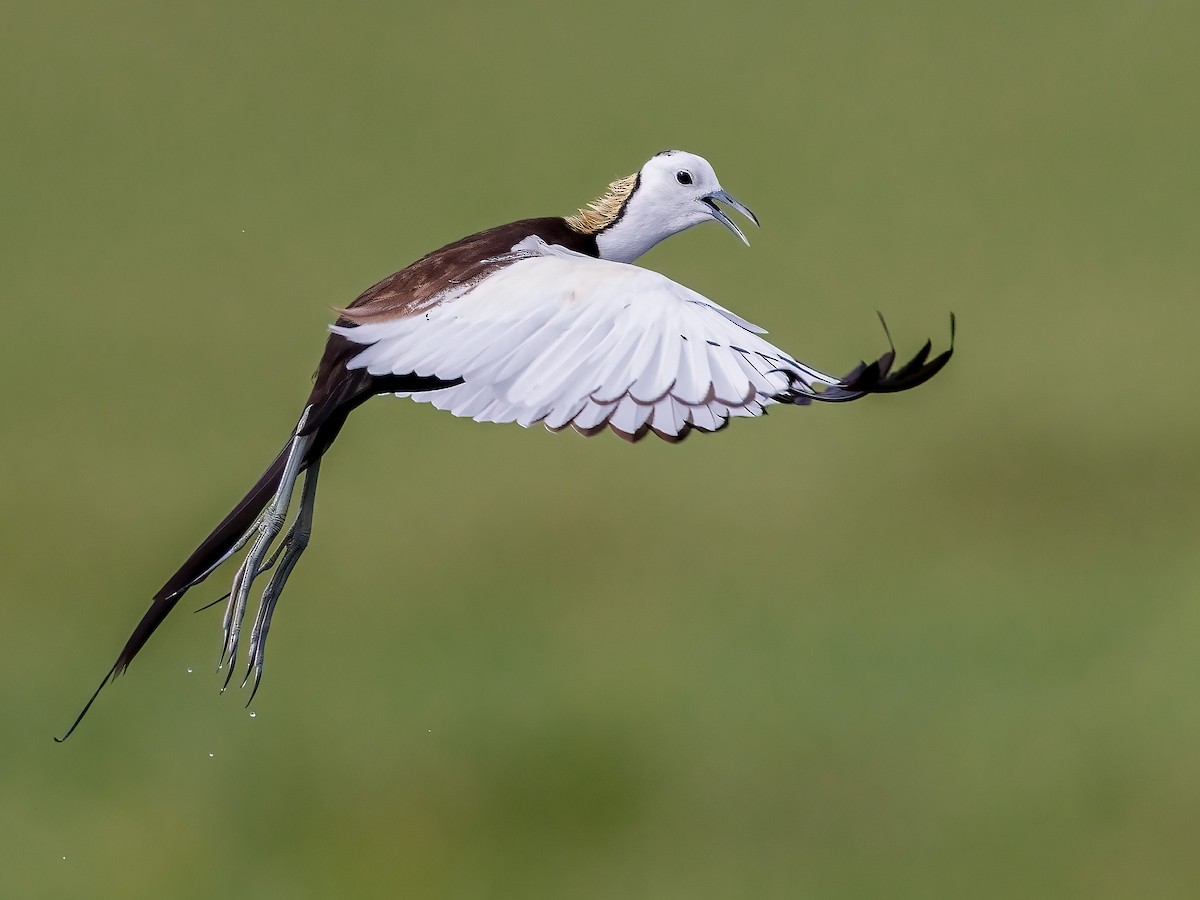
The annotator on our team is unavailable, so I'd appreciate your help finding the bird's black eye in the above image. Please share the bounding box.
[675,170,693,185]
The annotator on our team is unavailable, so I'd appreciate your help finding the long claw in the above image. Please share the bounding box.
[243,582,282,704]
[246,668,265,706]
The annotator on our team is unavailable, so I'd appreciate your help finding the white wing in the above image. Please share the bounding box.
[332,239,865,442]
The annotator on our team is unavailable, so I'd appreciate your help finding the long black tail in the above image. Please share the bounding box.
[54,438,301,742]
[55,329,462,742]
[127,444,298,672]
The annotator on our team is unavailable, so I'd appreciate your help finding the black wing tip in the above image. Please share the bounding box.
[842,312,955,395]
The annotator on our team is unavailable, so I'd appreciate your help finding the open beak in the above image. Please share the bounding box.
[702,189,760,246]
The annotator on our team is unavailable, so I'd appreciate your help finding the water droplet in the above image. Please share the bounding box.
[249,712,256,718]
[186,668,193,674]
[208,752,214,758]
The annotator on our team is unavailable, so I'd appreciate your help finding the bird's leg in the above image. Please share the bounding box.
[219,428,312,687]
[240,456,322,702]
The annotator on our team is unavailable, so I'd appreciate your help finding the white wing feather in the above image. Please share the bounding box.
[332,239,840,441]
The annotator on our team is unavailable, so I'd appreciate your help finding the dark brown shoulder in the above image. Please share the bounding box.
[338,217,598,325]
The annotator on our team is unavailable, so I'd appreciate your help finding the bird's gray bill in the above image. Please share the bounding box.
[703,190,760,246]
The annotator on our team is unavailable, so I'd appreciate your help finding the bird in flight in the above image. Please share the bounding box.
[56,150,953,740]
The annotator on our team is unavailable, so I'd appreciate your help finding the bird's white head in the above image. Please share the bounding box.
[566,150,759,263]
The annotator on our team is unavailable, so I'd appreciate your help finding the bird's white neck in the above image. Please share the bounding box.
[593,214,678,263]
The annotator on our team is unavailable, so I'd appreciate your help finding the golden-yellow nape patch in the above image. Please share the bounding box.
[566,173,638,234]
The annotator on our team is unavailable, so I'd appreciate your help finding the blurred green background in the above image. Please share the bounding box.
[3,1,1199,897]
